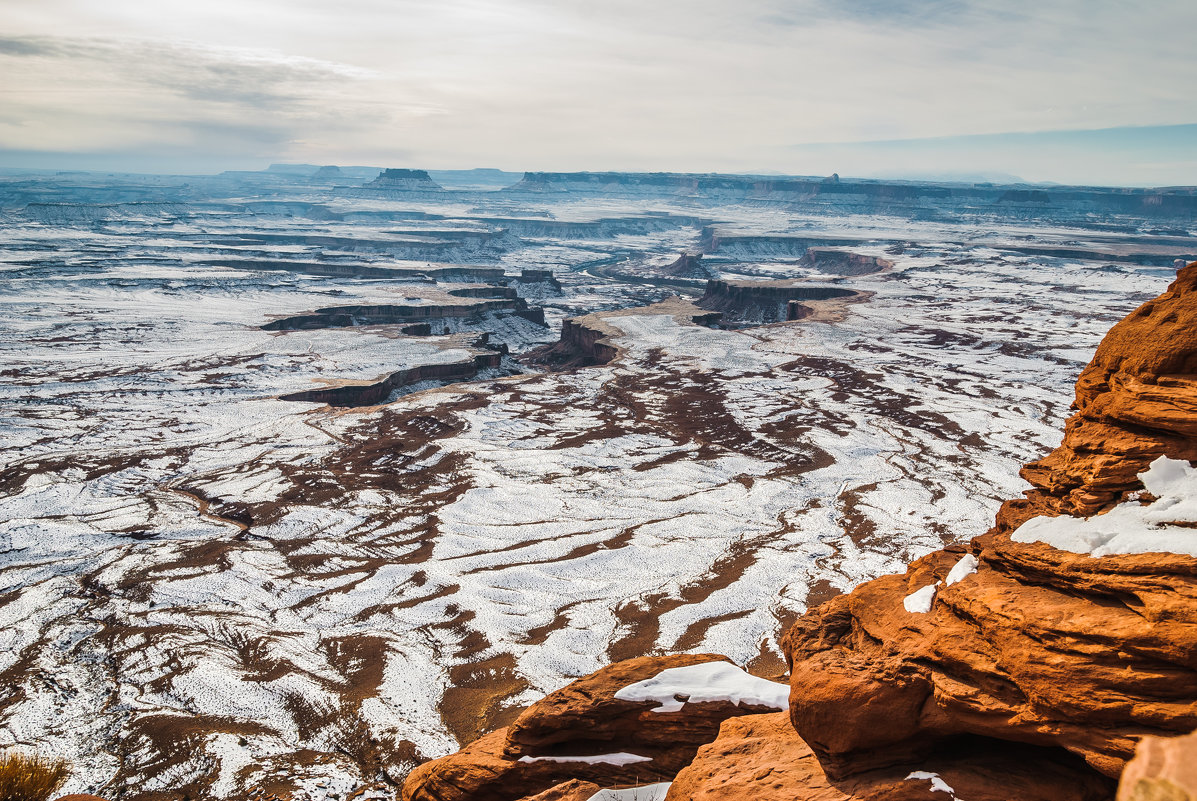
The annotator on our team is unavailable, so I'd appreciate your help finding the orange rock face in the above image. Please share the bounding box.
[999,263,1197,528]
[403,654,781,801]
[516,780,601,801]
[665,713,849,801]
[779,264,1197,793]
[1117,728,1197,801]
[666,712,1112,801]
[784,537,1197,780]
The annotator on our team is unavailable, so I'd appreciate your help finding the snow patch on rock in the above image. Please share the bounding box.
[903,582,939,614]
[944,554,979,586]
[613,660,788,714]
[906,770,956,796]
[517,752,652,766]
[1013,456,1197,557]
[587,783,672,801]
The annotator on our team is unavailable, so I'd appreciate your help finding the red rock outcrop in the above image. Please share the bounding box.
[1117,727,1197,801]
[998,262,1197,528]
[516,780,601,801]
[402,655,782,801]
[666,712,1111,801]
[777,263,1197,795]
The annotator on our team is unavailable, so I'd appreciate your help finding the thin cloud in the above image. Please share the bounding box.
[0,1,1194,182]
[0,35,372,109]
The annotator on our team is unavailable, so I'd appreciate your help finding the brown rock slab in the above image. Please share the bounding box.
[517,780,602,801]
[1118,728,1197,801]
[666,712,1113,801]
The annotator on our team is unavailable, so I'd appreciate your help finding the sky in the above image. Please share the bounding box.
[1,0,1195,185]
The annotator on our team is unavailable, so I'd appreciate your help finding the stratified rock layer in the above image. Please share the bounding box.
[666,712,1111,801]
[781,264,1197,789]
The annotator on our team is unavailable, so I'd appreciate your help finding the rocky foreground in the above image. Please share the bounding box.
[403,264,1197,800]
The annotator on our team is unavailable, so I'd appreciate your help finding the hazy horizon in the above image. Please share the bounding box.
[2,0,1195,185]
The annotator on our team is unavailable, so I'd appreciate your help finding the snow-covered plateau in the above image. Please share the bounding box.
[0,167,1190,799]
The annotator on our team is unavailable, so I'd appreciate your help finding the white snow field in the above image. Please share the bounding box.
[0,168,1183,798]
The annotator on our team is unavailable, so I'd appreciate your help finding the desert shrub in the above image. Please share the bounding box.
[0,751,70,801]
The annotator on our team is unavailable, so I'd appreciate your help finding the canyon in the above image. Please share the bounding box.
[406,263,1197,801]
[0,165,1193,800]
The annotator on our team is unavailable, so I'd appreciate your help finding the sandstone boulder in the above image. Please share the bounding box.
[666,712,1112,801]
[516,779,602,801]
[1117,728,1197,801]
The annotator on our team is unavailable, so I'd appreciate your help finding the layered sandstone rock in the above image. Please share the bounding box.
[516,780,601,801]
[1117,728,1197,801]
[666,712,1110,801]
[778,263,1197,793]
[402,655,782,801]
[783,537,1197,781]
[999,262,1197,528]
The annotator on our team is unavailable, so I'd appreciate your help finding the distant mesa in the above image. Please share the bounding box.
[524,298,721,369]
[312,165,342,179]
[663,251,712,279]
[698,279,860,324]
[502,171,1197,222]
[365,168,444,191]
[799,248,894,276]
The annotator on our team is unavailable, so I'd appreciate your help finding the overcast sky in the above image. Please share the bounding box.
[1,0,1195,184]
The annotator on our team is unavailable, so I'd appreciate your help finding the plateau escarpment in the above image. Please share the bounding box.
[697,279,862,324]
[365,169,445,191]
[261,294,547,332]
[407,264,1197,800]
[506,172,1197,224]
[798,248,894,276]
[280,337,506,408]
[523,298,722,368]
